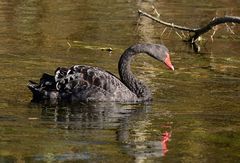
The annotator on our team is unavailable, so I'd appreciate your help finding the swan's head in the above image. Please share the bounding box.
[147,44,174,71]
[132,44,174,71]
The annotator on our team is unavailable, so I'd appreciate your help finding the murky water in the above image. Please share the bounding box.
[0,0,240,162]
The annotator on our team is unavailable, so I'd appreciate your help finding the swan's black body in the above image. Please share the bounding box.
[28,44,174,103]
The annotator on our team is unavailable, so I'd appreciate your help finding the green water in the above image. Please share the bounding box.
[0,0,240,162]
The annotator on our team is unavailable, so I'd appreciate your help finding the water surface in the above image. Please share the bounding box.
[0,0,240,162]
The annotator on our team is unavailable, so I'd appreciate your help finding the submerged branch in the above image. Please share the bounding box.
[67,40,113,52]
[138,9,240,43]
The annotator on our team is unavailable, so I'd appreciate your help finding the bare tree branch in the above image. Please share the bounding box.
[138,10,196,32]
[189,16,240,42]
[138,10,240,43]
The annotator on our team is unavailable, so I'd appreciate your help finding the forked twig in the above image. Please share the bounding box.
[138,9,240,43]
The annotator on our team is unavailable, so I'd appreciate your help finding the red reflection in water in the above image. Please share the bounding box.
[161,131,171,156]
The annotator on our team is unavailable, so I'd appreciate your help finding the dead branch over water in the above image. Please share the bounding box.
[138,10,240,43]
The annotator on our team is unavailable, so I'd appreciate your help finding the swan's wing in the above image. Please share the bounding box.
[55,65,120,92]
[55,65,138,101]
[28,65,138,102]
[70,84,113,102]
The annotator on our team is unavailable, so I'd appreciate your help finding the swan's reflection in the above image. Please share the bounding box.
[116,105,172,162]
[41,102,140,129]
[40,102,172,162]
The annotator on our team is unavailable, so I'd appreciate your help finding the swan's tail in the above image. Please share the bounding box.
[28,80,43,102]
[28,73,58,102]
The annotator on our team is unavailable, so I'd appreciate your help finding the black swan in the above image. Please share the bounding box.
[28,43,174,103]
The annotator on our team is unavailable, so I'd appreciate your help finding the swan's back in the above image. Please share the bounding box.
[54,65,138,102]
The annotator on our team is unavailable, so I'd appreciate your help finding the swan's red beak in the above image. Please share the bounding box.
[164,53,174,71]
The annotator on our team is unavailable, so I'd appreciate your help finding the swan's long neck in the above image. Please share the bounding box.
[118,45,152,100]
